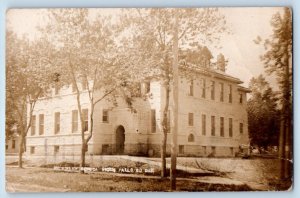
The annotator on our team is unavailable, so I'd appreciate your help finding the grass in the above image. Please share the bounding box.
[6,166,253,192]
[6,157,292,191]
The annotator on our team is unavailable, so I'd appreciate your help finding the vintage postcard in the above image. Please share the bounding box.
[5,8,292,192]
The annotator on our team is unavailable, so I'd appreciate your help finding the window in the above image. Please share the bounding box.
[82,78,88,90]
[230,147,234,156]
[201,78,206,98]
[145,82,150,94]
[102,109,109,123]
[239,93,243,104]
[72,110,78,132]
[229,85,232,103]
[211,146,216,155]
[102,144,109,154]
[211,116,215,136]
[211,81,215,100]
[12,140,16,149]
[229,118,233,137]
[54,112,60,134]
[54,145,60,154]
[202,146,207,155]
[54,83,60,95]
[179,145,184,154]
[188,113,194,126]
[220,83,224,102]
[202,114,206,135]
[39,114,44,135]
[31,115,36,136]
[82,109,88,131]
[220,117,224,137]
[132,83,142,97]
[240,123,244,134]
[6,145,8,150]
[151,109,156,133]
[72,83,76,93]
[189,80,194,96]
[30,146,35,154]
[188,134,195,142]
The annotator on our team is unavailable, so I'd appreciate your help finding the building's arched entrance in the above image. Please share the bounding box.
[116,125,125,154]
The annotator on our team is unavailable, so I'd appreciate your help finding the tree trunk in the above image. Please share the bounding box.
[161,88,170,177]
[170,10,179,191]
[161,60,170,178]
[81,142,87,169]
[18,133,25,168]
[279,117,286,179]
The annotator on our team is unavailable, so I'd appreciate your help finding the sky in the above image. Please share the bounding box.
[6,8,283,89]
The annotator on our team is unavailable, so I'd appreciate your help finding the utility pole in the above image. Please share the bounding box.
[170,9,179,191]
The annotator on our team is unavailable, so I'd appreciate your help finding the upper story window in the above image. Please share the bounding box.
[188,80,194,96]
[72,82,76,93]
[54,84,60,95]
[31,115,36,136]
[229,85,232,103]
[72,110,78,132]
[54,112,60,134]
[82,78,88,91]
[188,113,194,126]
[201,78,206,98]
[144,82,150,94]
[151,109,156,133]
[132,83,142,97]
[102,109,109,123]
[39,114,44,135]
[82,109,88,131]
[210,81,215,100]
[220,83,224,102]
[239,93,243,104]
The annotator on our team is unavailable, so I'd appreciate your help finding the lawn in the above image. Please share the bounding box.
[5,156,292,192]
[6,166,252,192]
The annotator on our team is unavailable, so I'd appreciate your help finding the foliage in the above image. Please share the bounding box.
[6,31,56,167]
[260,7,292,179]
[120,8,228,178]
[247,75,280,148]
[40,9,135,167]
[257,8,292,112]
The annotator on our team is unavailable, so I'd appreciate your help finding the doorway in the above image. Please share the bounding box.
[116,125,125,154]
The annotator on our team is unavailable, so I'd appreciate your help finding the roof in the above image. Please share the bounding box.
[237,85,251,93]
[179,63,244,84]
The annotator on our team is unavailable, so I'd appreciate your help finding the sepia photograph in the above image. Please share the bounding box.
[5,7,292,192]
